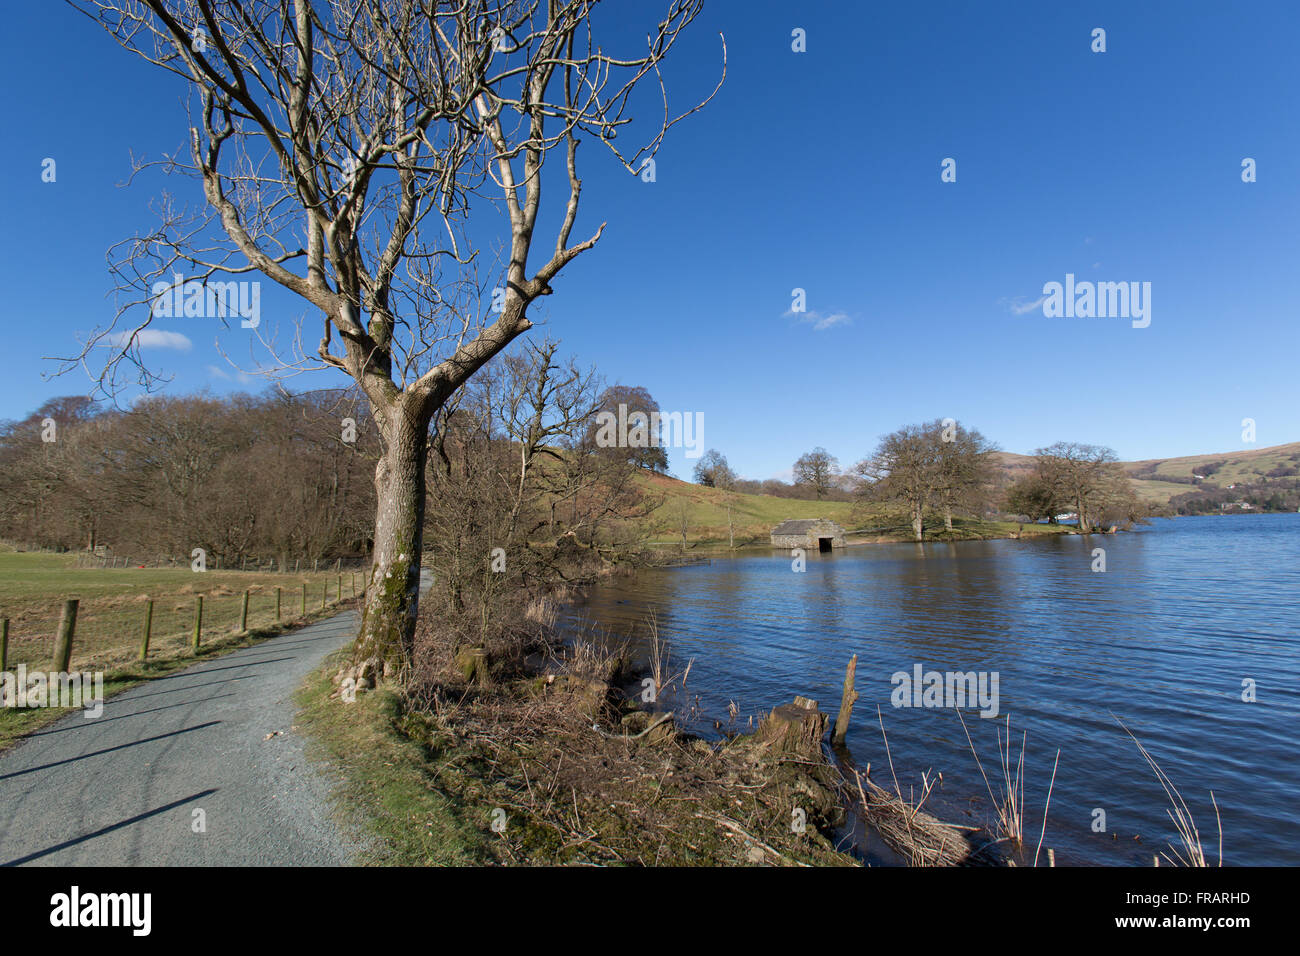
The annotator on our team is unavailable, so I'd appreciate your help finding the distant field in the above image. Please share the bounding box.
[638,471,858,546]
[1128,478,1198,504]
[0,551,358,670]
[636,472,1077,548]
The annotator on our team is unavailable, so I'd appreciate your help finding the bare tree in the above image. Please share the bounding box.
[672,495,690,550]
[693,448,734,488]
[693,450,739,549]
[855,425,937,542]
[482,338,600,548]
[1003,473,1059,530]
[930,421,998,530]
[1033,442,1130,533]
[61,0,723,673]
[793,447,838,500]
[547,421,660,551]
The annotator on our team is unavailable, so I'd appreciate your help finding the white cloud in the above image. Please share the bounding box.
[787,309,852,331]
[207,363,255,385]
[102,330,192,351]
[1005,295,1047,316]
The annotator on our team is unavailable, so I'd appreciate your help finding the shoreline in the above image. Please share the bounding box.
[647,518,1099,558]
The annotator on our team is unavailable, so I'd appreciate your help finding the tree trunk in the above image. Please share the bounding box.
[355,407,432,672]
[1076,495,1089,534]
[943,507,953,531]
[911,501,924,542]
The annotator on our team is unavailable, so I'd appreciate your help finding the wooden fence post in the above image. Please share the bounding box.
[337,574,342,603]
[192,595,204,651]
[301,582,307,616]
[321,582,327,609]
[140,600,154,661]
[240,589,250,632]
[350,573,356,598]
[1,618,8,673]
[275,587,282,621]
[831,654,859,747]
[54,599,78,672]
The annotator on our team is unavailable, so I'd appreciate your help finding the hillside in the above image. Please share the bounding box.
[996,442,1300,506]
[638,470,858,547]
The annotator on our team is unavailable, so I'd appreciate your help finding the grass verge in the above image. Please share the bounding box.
[294,655,491,866]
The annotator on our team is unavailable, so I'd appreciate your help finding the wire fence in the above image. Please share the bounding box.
[1,569,369,673]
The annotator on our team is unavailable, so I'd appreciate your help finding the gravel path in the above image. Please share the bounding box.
[0,608,367,866]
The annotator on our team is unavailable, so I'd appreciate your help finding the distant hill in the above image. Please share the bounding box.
[993,442,1300,506]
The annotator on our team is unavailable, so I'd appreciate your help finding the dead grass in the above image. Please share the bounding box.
[353,593,862,866]
[1116,716,1223,867]
[957,711,1060,862]
[844,708,1005,866]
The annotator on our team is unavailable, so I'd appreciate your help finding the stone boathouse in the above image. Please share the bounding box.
[769,518,847,552]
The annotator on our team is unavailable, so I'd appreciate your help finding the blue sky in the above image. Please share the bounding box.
[3,1,1298,480]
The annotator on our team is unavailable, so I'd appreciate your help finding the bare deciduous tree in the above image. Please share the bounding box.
[61,0,723,673]
[854,426,936,542]
[1003,473,1059,530]
[793,446,838,500]
[692,448,734,488]
[693,449,738,547]
[1033,442,1135,533]
[930,422,998,530]
[482,338,600,548]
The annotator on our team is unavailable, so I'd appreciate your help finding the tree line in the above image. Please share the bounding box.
[693,421,1142,540]
[0,390,379,567]
[0,349,671,576]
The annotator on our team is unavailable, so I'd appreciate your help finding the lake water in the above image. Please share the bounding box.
[564,513,1300,865]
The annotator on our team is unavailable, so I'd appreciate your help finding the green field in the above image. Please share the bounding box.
[636,471,1074,548]
[0,550,358,670]
[637,471,858,547]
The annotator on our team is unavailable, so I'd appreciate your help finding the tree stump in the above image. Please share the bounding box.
[758,696,827,759]
[454,645,488,684]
